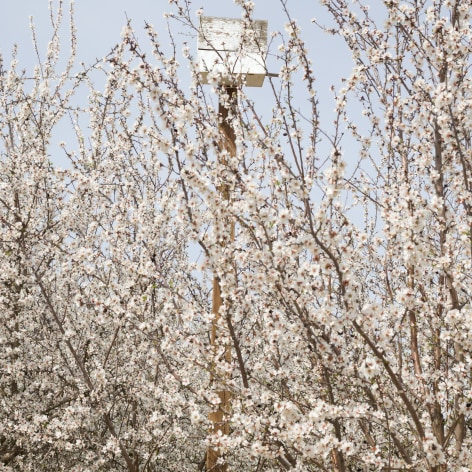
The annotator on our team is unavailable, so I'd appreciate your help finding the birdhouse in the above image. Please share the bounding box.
[198,16,268,87]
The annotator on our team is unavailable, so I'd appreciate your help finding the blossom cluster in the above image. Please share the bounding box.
[1,0,472,471]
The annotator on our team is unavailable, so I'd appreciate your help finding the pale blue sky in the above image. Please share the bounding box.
[0,0,360,168]
[0,0,352,93]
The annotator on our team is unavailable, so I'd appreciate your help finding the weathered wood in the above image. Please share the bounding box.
[198,16,267,87]
[206,87,237,472]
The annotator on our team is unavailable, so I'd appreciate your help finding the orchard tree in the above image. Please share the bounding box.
[1,0,472,471]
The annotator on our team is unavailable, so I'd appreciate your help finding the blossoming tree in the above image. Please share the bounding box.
[1,0,472,471]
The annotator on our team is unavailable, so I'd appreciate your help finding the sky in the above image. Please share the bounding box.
[0,0,360,169]
[0,0,353,99]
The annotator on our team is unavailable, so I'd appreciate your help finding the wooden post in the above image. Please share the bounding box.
[206,86,237,472]
[197,15,267,470]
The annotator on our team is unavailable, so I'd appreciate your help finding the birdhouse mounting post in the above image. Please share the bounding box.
[205,85,237,472]
[197,16,268,472]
